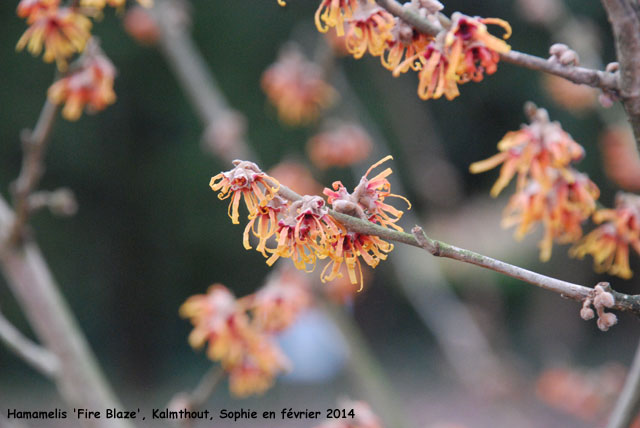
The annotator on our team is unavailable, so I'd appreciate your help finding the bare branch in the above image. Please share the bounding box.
[271,181,640,317]
[5,100,58,247]
[375,0,619,91]
[151,0,254,163]
[0,308,59,378]
[607,339,640,428]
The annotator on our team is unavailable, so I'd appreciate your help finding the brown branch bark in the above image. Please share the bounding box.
[375,0,619,91]
[275,182,640,317]
[601,0,640,151]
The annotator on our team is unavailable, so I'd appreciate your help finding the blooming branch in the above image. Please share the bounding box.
[375,0,619,92]
[268,172,640,319]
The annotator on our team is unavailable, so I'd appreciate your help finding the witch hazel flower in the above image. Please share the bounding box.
[180,284,291,397]
[16,5,92,71]
[325,155,411,231]
[17,0,59,23]
[321,156,408,288]
[571,193,640,279]
[243,196,289,257]
[502,169,599,261]
[264,195,343,272]
[179,284,255,367]
[307,122,373,170]
[393,13,512,100]
[471,103,584,196]
[382,16,432,73]
[315,0,374,37]
[344,3,395,59]
[322,231,393,290]
[261,46,336,126]
[47,39,116,121]
[246,267,311,333]
[210,160,280,224]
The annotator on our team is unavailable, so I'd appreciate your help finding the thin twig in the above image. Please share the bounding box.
[0,308,59,378]
[375,0,619,91]
[6,100,58,247]
[274,181,640,316]
[607,339,640,428]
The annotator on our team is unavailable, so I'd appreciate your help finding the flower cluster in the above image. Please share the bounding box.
[16,0,92,71]
[391,12,512,100]
[471,104,599,261]
[261,46,337,126]
[47,40,116,121]
[307,0,512,101]
[571,193,640,279]
[322,156,410,288]
[180,282,303,397]
[210,157,409,290]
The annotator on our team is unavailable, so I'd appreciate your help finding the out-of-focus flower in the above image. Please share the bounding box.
[80,0,152,11]
[16,6,92,70]
[228,349,290,398]
[470,104,585,197]
[536,364,627,423]
[315,399,382,428]
[503,170,599,261]
[210,160,280,224]
[543,74,597,112]
[180,284,254,367]
[47,41,116,121]
[17,0,59,22]
[307,122,373,170]
[180,284,291,398]
[344,4,394,59]
[571,193,640,279]
[268,161,324,196]
[315,0,371,37]
[261,47,336,126]
[123,6,159,45]
[247,267,311,333]
[599,125,640,192]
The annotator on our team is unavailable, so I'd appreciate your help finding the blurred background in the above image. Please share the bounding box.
[1,0,639,427]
